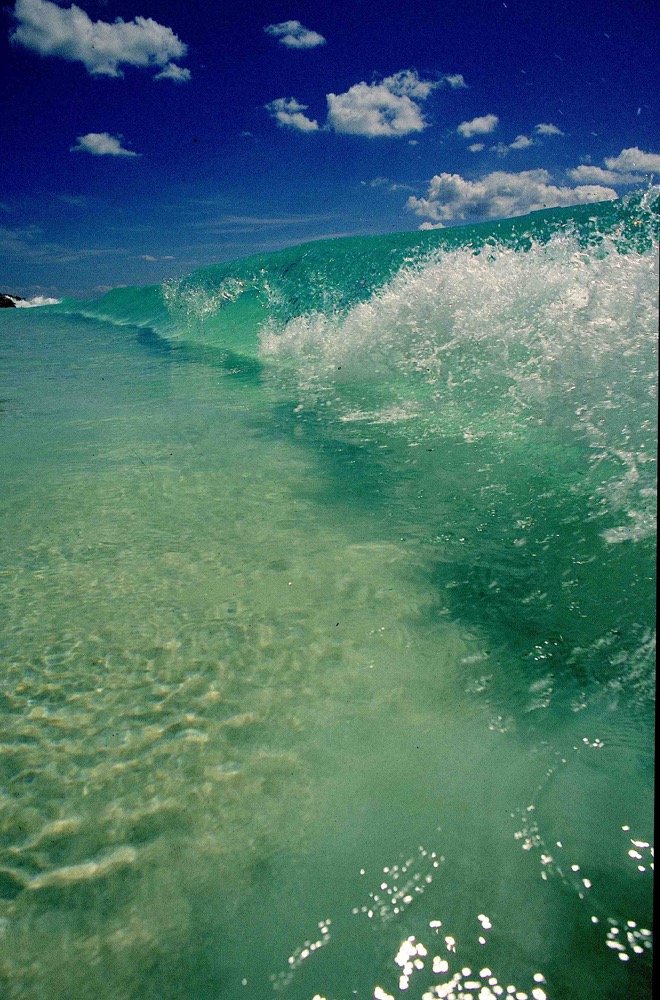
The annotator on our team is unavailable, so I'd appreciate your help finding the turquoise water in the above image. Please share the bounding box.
[0,192,656,1000]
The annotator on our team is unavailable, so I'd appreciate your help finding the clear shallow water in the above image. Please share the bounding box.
[0,193,656,999]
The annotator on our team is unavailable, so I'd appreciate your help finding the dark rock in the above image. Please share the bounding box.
[0,293,26,308]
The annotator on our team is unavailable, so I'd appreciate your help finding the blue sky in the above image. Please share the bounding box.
[1,0,658,297]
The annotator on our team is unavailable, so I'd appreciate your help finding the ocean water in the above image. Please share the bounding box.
[0,192,656,1000]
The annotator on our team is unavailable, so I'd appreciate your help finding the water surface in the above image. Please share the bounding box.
[0,194,656,1000]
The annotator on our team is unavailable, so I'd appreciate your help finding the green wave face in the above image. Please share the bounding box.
[55,190,658,350]
[0,190,656,1000]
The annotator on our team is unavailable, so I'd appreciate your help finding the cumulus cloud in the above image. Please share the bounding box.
[491,134,535,155]
[567,165,628,184]
[326,70,437,137]
[265,69,466,138]
[10,0,189,79]
[407,169,617,225]
[265,97,319,132]
[509,134,534,149]
[534,123,564,136]
[264,19,326,48]
[468,143,485,153]
[604,146,660,174]
[70,133,139,156]
[568,147,660,186]
[457,114,499,138]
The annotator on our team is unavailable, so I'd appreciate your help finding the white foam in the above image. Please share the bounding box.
[13,295,61,308]
[261,230,657,387]
[260,226,658,541]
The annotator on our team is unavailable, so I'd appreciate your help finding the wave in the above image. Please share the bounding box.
[51,188,658,348]
[1,294,61,308]
[15,295,62,308]
[0,191,655,1000]
[48,190,657,550]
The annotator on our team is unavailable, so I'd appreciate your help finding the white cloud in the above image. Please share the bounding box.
[10,0,189,79]
[326,70,437,137]
[407,169,617,225]
[509,134,534,149]
[457,114,499,138]
[468,142,485,152]
[154,63,191,82]
[70,133,139,157]
[391,69,437,98]
[443,73,467,89]
[534,123,564,136]
[264,20,326,49]
[367,176,414,192]
[265,69,466,139]
[492,134,535,155]
[567,165,628,184]
[568,147,660,185]
[196,214,335,227]
[604,146,660,174]
[265,98,319,132]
